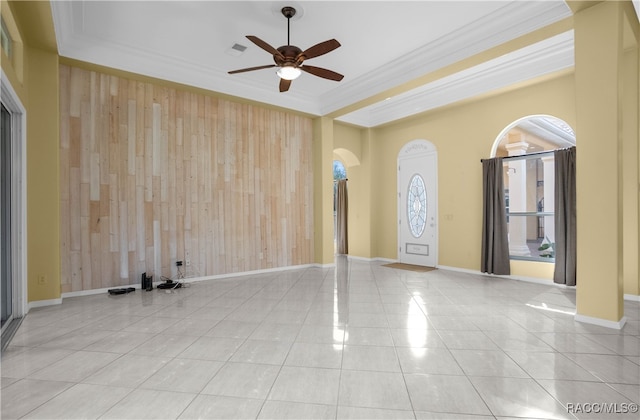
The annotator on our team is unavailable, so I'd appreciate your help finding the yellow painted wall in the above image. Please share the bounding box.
[312,117,334,265]
[371,74,576,279]
[622,32,639,296]
[25,45,59,301]
[2,1,60,302]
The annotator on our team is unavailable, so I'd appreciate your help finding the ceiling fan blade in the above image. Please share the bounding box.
[300,65,344,81]
[246,35,284,59]
[279,78,292,92]
[300,39,341,60]
[228,64,276,74]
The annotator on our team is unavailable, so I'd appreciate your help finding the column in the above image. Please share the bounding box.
[505,141,530,256]
[574,1,625,327]
[312,117,335,265]
[541,156,555,245]
[622,22,639,296]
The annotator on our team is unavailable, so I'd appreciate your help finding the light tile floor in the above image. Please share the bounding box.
[2,258,639,419]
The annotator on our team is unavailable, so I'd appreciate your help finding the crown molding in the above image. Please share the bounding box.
[319,1,572,116]
[337,31,574,127]
[58,33,320,114]
[50,1,320,114]
[51,1,573,123]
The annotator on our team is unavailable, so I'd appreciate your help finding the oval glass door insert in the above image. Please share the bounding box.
[407,174,427,238]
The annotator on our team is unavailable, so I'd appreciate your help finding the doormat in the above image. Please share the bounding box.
[382,263,437,273]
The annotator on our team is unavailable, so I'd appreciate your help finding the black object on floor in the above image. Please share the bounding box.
[157,280,182,289]
[141,272,153,291]
[108,287,136,295]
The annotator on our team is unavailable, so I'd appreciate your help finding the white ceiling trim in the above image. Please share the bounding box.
[337,31,575,128]
[58,34,320,114]
[52,1,572,121]
[51,1,320,114]
[519,118,576,148]
[318,1,572,116]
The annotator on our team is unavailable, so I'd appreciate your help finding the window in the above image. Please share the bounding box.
[332,160,346,242]
[1,104,12,329]
[1,17,12,59]
[333,160,346,181]
[333,160,346,212]
[494,115,576,263]
[503,154,555,262]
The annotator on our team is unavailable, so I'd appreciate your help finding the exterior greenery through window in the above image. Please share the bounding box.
[333,160,346,181]
[333,160,346,212]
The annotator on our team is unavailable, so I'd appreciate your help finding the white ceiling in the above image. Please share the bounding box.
[51,1,579,127]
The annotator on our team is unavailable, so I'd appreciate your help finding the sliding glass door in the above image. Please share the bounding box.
[1,103,12,330]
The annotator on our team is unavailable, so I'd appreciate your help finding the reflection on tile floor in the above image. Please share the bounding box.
[2,257,639,419]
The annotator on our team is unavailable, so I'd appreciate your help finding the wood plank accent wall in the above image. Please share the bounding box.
[59,64,314,292]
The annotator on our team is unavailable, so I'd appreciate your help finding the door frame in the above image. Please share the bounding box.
[1,69,27,334]
[397,139,438,266]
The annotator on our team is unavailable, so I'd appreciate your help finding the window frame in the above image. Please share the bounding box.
[0,17,12,59]
[502,150,556,263]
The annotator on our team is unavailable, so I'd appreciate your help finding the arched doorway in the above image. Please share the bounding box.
[333,160,347,254]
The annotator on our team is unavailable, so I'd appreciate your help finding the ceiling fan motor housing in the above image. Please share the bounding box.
[275,45,304,67]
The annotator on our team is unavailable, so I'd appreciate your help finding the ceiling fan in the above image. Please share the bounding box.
[228,6,344,92]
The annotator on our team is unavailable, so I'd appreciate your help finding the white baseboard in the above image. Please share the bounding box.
[57,263,323,301]
[313,262,336,268]
[574,314,627,330]
[30,261,640,310]
[436,265,480,276]
[437,265,564,287]
[345,255,373,262]
[346,255,395,263]
[62,283,141,299]
[175,263,326,284]
[28,298,62,310]
[346,261,640,304]
[624,294,640,302]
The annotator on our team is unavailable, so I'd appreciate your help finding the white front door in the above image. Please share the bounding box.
[398,142,437,267]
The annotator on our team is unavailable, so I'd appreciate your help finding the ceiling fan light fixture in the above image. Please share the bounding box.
[277,66,301,80]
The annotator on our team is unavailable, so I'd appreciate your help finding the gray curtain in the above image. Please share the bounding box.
[554,147,576,286]
[481,158,510,275]
[336,179,348,254]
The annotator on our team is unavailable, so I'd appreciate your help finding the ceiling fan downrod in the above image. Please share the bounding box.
[281,6,296,46]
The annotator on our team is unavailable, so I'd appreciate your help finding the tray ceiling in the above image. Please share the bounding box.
[51,1,577,127]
